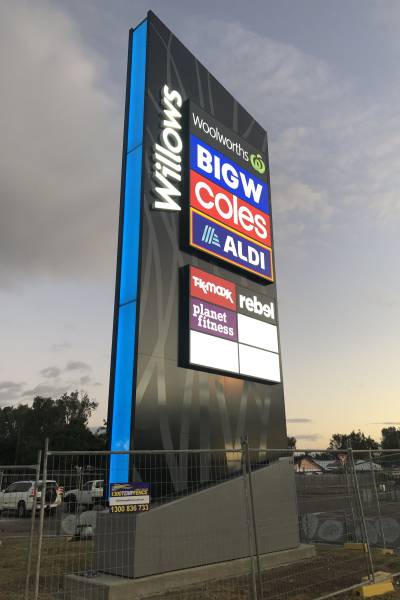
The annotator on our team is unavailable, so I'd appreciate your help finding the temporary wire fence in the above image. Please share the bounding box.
[0,458,41,600]
[2,445,400,599]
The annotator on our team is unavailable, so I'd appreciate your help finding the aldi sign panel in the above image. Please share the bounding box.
[191,211,273,280]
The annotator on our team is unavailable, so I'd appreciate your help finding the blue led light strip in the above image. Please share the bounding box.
[109,20,147,484]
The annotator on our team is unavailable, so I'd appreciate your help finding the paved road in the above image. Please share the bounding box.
[298,491,400,517]
[0,513,60,538]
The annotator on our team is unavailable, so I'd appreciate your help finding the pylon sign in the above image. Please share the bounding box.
[107,12,287,484]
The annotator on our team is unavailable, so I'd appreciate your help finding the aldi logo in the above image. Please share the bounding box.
[201,224,221,247]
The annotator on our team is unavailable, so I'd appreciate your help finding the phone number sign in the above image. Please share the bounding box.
[109,482,150,514]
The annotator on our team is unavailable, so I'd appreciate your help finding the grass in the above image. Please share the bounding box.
[0,537,29,600]
[0,536,93,600]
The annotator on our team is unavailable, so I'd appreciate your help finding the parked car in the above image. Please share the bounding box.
[64,479,104,512]
[0,480,63,518]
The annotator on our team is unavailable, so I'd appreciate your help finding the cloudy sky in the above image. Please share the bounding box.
[1,0,399,447]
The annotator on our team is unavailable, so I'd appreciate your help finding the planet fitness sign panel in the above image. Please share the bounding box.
[188,266,281,383]
[188,103,273,282]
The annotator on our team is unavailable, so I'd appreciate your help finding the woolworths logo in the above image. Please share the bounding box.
[250,153,266,175]
[191,111,267,177]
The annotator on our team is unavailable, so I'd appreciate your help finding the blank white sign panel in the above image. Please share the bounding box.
[190,330,239,373]
[237,313,279,353]
[238,344,281,382]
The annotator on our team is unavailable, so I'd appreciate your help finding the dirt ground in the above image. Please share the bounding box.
[144,546,400,600]
[1,538,400,600]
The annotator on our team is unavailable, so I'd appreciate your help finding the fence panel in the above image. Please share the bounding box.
[253,449,373,600]
[11,445,400,600]
[0,460,41,600]
[358,450,400,552]
[35,448,258,600]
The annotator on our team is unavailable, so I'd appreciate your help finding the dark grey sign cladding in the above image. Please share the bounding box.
[108,12,289,483]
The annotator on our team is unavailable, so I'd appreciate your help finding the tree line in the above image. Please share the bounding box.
[2,391,399,464]
[0,391,106,465]
[287,428,400,450]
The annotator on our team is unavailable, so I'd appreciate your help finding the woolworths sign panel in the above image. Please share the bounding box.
[107,11,288,484]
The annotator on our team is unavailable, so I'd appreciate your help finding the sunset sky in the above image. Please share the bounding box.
[1,0,399,448]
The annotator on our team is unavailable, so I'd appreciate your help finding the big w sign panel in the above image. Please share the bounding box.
[107,12,288,484]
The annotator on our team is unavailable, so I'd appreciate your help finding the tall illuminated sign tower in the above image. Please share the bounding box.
[107,12,289,488]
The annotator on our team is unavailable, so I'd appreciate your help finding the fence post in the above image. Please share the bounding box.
[343,453,357,541]
[24,449,42,600]
[241,439,258,600]
[369,450,386,550]
[33,438,49,600]
[242,437,263,598]
[348,443,375,583]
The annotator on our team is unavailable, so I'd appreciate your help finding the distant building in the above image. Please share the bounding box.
[295,455,341,474]
[354,459,382,472]
[294,454,382,474]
